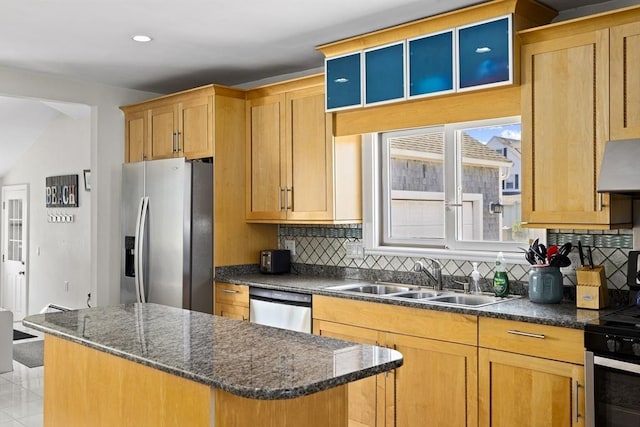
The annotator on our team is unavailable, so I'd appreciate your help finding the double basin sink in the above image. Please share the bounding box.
[325,282,517,308]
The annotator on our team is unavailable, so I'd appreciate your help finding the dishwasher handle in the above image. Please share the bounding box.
[249,287,312,306]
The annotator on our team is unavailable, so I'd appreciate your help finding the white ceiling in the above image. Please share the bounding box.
[0,0,632,178]
[0,0,627,94]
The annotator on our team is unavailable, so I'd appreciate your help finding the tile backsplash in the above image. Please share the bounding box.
[279,225,634,291]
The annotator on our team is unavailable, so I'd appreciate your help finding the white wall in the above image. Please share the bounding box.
[0,65,160,310]
[2,112,91,312]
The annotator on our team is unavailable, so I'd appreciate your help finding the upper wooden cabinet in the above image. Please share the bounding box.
[520,7,640,229]
[121,85,241,162]
[245,75,362,224]
[610,20,640,140]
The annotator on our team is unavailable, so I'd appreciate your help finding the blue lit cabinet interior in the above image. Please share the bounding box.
[408,30,455,98]
[457,15,512,91]
[325,53,362,111]
[364,42,405,106]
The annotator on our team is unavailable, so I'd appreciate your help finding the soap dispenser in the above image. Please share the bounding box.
[471,262,482,294]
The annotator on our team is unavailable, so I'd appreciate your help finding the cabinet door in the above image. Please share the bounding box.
[314,320,385,427]
[478,349,584,427]
[149,104,178,159]
[124,110,147,163]
[179,96,213,159]
[245,94,286,220]
[286,86,334,221]
[611,21,640,140]
[392,334,478,427]
[521,30,618,228]
[214,303,249,321]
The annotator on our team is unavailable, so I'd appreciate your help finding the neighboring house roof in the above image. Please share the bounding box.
[390,132,512,167]
[488,136,522,157]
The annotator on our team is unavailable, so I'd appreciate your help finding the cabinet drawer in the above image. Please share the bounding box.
[313,295,477,346]
[479,317,583,364]
[214,282,249,307]
[214,303,249,321]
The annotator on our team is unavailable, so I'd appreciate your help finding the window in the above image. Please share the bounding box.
[363,116,543,258]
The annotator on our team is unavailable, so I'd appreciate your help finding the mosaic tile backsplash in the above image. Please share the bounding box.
[278,225,635,291]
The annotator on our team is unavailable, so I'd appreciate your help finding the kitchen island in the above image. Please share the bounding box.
[23,303,402,427]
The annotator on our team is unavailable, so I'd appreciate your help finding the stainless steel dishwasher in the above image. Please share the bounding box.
[249,287,312,333]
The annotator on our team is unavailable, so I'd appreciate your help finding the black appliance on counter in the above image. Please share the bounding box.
[584,251,640,427]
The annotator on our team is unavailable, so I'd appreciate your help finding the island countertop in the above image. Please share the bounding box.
[23,303,402,400]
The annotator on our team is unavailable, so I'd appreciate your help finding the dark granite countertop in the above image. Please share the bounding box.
[218,273,608,329]
[23,303,402,400]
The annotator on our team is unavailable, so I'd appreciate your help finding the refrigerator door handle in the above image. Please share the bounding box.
[138,196,150,303]
[133,197,144,303]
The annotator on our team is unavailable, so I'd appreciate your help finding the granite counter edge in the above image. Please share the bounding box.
[23,318,402,400]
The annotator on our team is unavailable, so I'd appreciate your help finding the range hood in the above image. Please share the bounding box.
[597,138,640,196]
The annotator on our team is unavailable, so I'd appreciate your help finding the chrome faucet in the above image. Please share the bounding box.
[414,259,443,290]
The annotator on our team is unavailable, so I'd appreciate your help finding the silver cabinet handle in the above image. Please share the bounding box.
[278,187,285,211]
[175,131,181,152]
[573,380,580,424]
[507,330,545,339]
[597,193,603,211]
[222,289,239,294]
[285,187,292,211]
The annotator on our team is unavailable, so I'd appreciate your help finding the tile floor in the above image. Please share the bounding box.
[0,323,43,427]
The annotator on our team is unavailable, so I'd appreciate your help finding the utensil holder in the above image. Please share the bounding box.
[576,265,608,309]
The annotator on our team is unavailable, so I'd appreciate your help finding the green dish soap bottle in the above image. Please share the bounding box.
[493,252,509,297]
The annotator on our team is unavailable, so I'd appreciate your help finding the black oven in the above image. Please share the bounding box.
[585,324,640,427]
[584,250,640,427]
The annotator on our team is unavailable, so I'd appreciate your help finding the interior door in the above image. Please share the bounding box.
[1,184,28,320]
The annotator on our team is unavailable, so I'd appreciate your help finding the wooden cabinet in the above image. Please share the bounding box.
[520,9,640,229]
[214,282,249,321]
[121,85,220,162]
[313,296,477,427]
[245,74,362,224]
[478,318,584,427]
[610,20,640,140]
[124,110,147,163]
[314,320,385,427]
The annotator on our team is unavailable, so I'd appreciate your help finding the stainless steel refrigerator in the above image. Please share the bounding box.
[120,157,213,314]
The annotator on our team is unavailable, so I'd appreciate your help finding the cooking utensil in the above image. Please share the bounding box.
[577,241,585,267]
[538,244,547,262]
[587,246,594,269]
[520,247,536,265]
[549,254,572,268]
[547,245,559,261]
[558,242,572,257]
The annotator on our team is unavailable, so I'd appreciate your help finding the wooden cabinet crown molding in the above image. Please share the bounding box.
[120,84,244,113]
[316,0,556,58]
[519,3,640,43]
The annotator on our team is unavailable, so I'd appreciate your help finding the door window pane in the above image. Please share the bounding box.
[8,199,23,261]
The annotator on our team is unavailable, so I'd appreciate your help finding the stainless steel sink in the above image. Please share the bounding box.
[325,283,413,295]
[424,294,516,307]
[387,290,448,299]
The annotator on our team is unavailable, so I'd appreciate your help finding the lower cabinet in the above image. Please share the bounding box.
[478,349,584,427]
[214,282,249,321]
[478,317,585,427]
[313,296,478,427]
[314,296,586,427]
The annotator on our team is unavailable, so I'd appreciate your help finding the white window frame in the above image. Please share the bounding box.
[363,116,542,264]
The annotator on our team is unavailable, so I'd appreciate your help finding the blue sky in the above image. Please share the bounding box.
[464,123,521,144]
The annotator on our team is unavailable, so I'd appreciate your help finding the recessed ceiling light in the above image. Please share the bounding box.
[132,35,153,43]
[475,47,491,54]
